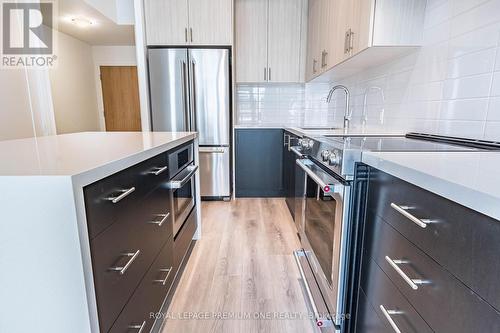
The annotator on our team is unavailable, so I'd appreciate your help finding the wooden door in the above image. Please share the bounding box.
[188,0,233,45]
[235,0,268,83]
[144,0,189,45]
[267,0,303,82]
[100,66,141,132]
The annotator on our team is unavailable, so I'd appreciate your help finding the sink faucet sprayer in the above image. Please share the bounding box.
[326,85,351,129]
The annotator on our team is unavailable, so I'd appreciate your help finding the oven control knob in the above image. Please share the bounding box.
[300,138,314,149]
[305,139,315,149]
[321,150,331,161]
[328,150,341,166]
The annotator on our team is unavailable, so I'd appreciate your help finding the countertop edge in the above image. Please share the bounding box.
[361,152,500,221]
[72,133,197,188]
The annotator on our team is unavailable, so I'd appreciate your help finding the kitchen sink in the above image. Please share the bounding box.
[300,127,341,130]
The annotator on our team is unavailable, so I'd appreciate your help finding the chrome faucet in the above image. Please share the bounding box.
[326,85,350,129]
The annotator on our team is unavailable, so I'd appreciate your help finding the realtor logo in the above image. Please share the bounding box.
[1,1,57,68]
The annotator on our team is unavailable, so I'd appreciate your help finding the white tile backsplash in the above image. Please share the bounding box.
[235,0,500,140]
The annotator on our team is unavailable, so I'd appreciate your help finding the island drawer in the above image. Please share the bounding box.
[89,201,171,333]
[355,289,386,333]
[364,212,500,332]
[361,257,433,333]
[84,151,169,239]
[109,237,174,333]
[367,168,500,311]
[173,207,196,269]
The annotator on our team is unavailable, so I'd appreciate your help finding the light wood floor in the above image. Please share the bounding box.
[161,198,316,333]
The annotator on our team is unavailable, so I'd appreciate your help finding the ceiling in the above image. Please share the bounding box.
[55,0,135,46]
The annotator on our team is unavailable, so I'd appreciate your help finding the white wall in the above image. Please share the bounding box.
[49,31,100,134]
[305,0,500,140]
[236,0,500,141]
[92,45,137,130]
[0,69,36,140]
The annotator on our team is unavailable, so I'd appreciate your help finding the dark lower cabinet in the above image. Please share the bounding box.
[235,129,284,197]
[109,238,174,333]
[84,143,196,333]
[352,165,500,332]
[355,290,387,333]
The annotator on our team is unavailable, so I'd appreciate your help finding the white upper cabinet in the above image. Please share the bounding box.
[305,0,321,80]
[235,0,268,83]
[235,0,307,83]
[145,0,190,45]
[306,0,426,82]
[144,0,233,46]
[188,0,233,45]
[267,0,303,82]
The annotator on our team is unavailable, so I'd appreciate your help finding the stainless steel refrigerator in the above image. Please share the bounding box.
[148,48,231,198]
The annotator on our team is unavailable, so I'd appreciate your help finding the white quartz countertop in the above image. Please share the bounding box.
[362,151,500,221]
[0,132,196,182]
[234,125,406,137]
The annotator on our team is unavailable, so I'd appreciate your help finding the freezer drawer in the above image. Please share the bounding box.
[199,146,230,197]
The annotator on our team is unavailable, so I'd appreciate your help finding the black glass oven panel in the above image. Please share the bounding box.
[304,175,336,286]
[177,148,189,169]
[173,178,193,218]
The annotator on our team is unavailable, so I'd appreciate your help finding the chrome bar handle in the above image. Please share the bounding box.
[149,166,168,176]
[190,28,193,42]
[181,60,189,131]
[349,29,355,53]
[385,256,428,290]
[154,267,173,285]
[284,133,290,148]
[184,28,188,42]
[264,67,267,81]
[167,165,198,189]
[344,30,350,54]
[296,159,331,193]
[380,305,403,333]
[109,250,140,275]
[148,213,170,227]
[390,203,432,229]
[108,187,135,204]
[199,147,226,153]
[128,321,146,333]
[268,67,271,81]
[191,61,197,131]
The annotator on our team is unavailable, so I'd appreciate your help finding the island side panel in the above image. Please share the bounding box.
[0,176,92,333]
[194,137,202,240]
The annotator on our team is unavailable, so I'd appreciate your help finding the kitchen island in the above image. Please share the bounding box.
[0,132,200,333]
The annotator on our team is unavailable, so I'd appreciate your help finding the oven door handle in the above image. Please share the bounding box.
[166,165,198,189]
[296,159,339,193]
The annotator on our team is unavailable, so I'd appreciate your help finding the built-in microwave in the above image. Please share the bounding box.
[167,143,198,237]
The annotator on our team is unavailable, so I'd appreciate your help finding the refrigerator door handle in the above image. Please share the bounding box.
[190,60,197,132]
[199,147,227,153]
[181,60,190,131]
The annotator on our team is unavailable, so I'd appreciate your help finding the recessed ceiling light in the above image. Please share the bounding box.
[67,17,95,28]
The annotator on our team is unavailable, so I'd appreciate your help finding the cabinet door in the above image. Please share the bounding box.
[319,0,336,70]
[145,0,189,45]
[331,0,351,63]
[235,129,284,197]
[235,0,268,83]
[350,0,375,56]
[305,0,321,80]
[188,0,233,45]
[267,0,303,82]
